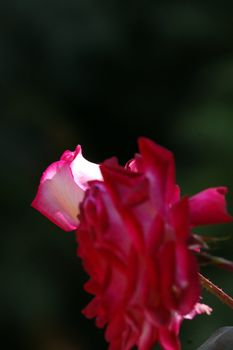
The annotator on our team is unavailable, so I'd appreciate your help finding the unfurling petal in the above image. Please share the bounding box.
[32,145,103,231]
[31,160,84,231]
[189,187,232,226]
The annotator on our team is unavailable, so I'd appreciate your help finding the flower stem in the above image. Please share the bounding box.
[199,273,233,310]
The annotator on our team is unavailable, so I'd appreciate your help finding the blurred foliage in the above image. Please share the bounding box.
[1,1,233,349]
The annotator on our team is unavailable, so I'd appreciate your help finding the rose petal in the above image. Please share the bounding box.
[70,145,102,190]
[138,137,176,208]
[189,187,232,226]
[32,146,103,231]
[32,160,84,231]
[159,327,181,350]
[170,197,190,241]
[184,302,212,320]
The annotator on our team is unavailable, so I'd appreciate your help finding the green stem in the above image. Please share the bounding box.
[199,273,233,310]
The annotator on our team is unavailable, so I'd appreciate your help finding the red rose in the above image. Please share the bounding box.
[32,137,232,350]
[76,138,231,350]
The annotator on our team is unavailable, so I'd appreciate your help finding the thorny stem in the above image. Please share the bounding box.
[199,273,233,310]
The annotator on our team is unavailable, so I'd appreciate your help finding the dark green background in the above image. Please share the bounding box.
[1,1,233,349]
